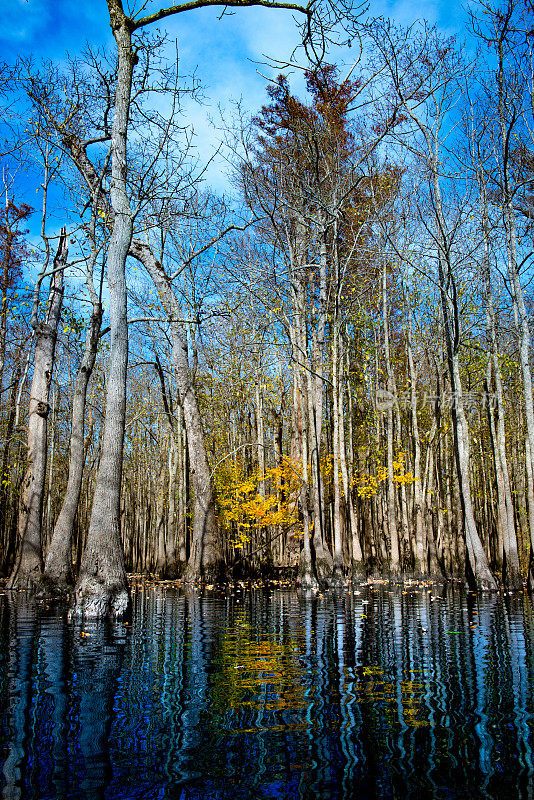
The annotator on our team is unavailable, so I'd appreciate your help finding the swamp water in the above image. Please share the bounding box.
[1,583,534,799]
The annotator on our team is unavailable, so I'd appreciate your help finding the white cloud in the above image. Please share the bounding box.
[145,4,309,194]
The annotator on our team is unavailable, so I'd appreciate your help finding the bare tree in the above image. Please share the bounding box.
[8,232,67,589]
[470,0,534,588]
[73,0,321,614]
[43,203,105,590]
[369,19,497,589]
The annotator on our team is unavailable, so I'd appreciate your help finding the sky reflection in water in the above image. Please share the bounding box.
[0,584,533,799]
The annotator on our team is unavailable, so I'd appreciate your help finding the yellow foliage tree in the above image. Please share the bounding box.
[356,451,416,499]
[217,458,303,550]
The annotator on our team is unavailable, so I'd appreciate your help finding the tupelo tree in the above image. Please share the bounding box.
[73,0,323,615]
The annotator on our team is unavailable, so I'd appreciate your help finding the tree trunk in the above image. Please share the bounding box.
[155,456,167,576]
[339,345,364,577]
[332,323,344,582]
[296,361,315,588]
[8,233,66,590]
[255,379,271,566]
[395,75,496,590]
[478,166,521,587]
[44,382,57,549]
[129,240,224,582]
[74,9,133,616]
[308,227,333,583]
[406,307,425,574]
[165,431,186,576]
[0,361,21,573]
[43,302,102,590]
[383,261,400,575]
[496,54,534,588]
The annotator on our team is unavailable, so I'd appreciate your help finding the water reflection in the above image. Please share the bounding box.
[1,584,534,798]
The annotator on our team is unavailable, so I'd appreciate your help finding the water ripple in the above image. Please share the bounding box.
[2,586,534,798]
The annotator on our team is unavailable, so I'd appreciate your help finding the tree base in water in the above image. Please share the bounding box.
[298,571,319,590]
[7,562,44,593]
[313,551,333,585]
[329,571,346,588]
[163,559,187,580]
[350,561,367,580]
[184,558,225,585]
[74,576,131,618]
[37,574,72,601]
[297,550,318,589]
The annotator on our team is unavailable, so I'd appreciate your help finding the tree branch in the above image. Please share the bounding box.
[132,0,313,30]
[169,219,259,279]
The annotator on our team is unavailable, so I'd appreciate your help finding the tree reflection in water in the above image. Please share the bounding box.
[0,585,534,799]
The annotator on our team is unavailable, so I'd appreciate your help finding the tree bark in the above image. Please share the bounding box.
[74,5,133,616]
[308,226,333,583]
[332,323,344,582]
[296,360,315,588]
[0,360,21,574]
[494,43,533,589]
[406,303,426,574]
[43,302,102,590]
[129,240,224,582]
[383,260,400,575]
[155,455,167,575]
[485,258,521,587]
[8,233,66,590]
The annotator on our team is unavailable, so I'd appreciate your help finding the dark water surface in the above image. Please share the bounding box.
[1,582,534,799]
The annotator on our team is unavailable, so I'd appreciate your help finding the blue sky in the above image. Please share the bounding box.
[1,0,468,61]
[2,0,471,196]
[0,0,474,315]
